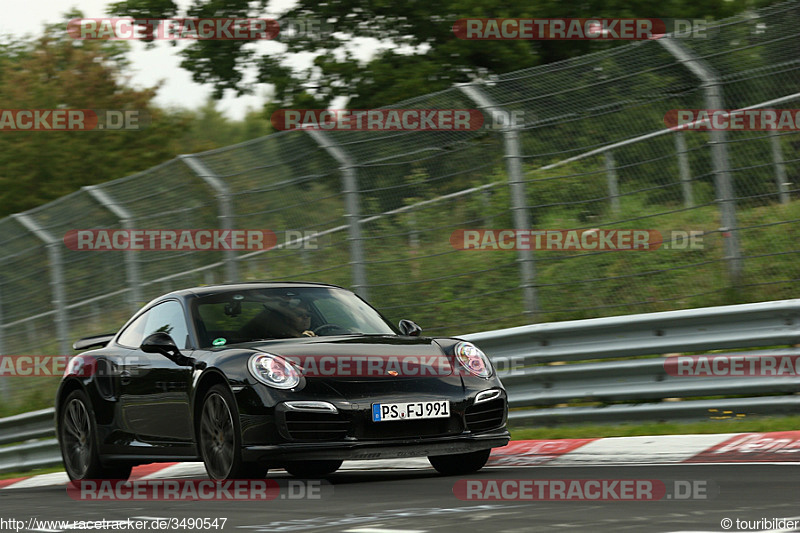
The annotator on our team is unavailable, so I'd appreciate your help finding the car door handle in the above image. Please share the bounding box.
[120,370,132,385]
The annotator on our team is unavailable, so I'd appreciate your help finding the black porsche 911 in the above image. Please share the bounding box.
[56,282,509,481]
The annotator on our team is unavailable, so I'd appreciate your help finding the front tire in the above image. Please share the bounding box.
[59,389,131,481]
[428,449,491,475]
[199,384,268,480]
[284,460,342,478]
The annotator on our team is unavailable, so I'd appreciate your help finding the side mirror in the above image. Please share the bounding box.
[141,332,192,366]
[398,319,422,337]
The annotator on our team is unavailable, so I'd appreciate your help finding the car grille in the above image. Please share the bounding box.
[284,411,350,441]
[359,416,462,440]
[465,398,506,432]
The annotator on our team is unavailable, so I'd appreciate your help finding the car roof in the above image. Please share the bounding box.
[166,281,347,299]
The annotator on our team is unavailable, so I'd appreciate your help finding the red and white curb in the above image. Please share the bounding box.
[3,430,798,490]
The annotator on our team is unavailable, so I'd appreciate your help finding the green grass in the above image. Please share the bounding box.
[0,465,63,480]
[510,415,800,440]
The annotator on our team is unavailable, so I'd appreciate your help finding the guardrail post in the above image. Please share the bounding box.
[12,214,70,357]
[604,151,621,213]
[675,132,694,208]
[83,186,142,313]
[306,130,369,300]
[658,37,742,282]
[770,131,789,204]
[180,155,239,283]
[458,83,538,319]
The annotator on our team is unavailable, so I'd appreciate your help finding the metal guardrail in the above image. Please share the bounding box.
[463,299,800,424]
[0,408,55,446]
[3,299,800,473]
[0,409,59,474]
[0,439,60,474]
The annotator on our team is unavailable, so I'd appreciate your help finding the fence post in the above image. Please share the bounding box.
[305,130,368,300]
[482,187,494,227]
[458,83,538,319]
[604,151,621,213]
[180,155,239,283]
[770,131,789,204]
[12,214,70,357]
[675,132,694,208]
[0,284,7,402]
[658,37,742,282]
[83,186,142,314]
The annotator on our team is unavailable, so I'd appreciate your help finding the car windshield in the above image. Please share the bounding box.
[192,286,397,347]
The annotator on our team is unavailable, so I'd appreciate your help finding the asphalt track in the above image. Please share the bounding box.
[1,464,798,532]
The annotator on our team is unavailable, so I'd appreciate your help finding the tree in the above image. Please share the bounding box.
[174,97,274,153]
[0,11,275,217]
[110,0,758,109]
[0,12,192,215]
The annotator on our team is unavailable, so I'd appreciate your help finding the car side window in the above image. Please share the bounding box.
[116,309,150,348]
[117,301,191,349]
[144,301,191,350]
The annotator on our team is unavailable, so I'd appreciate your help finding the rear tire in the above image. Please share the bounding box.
[284,460,342,478]
[199,384,268,480]
[428,449,491,475]
[59,389,132,481]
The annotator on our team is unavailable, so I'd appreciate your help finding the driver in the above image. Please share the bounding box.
[259,296,316,338]
[286,300,316,337]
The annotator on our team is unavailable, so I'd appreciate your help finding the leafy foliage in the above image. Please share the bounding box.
[108,0,760,108]
[0,13,274,217]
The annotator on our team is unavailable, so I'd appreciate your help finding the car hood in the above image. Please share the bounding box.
[236,335,466,399]
[246,335,455,378]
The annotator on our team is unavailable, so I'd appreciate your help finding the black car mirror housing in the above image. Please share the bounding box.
[141,332,193,366]
[398,319,422,337]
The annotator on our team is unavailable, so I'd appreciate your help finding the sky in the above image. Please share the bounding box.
[2,0,322,120]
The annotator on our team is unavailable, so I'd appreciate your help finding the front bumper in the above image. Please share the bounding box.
[241,427,510,462]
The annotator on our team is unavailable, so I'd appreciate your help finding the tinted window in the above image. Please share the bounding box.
[117,309,150,348]
[117,301,191,349]
[144,301,190,349]
[192,287,396,347]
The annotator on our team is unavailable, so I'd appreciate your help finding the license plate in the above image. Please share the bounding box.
[371,400,450,422]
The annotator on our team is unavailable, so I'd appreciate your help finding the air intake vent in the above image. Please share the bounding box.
[465,398,506,432]
[284,411,350,441]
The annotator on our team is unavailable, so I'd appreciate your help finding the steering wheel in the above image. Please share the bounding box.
[313,323,347,335]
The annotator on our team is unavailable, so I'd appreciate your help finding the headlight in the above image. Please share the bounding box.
[454,342,493,378]
[248,353,300,389]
